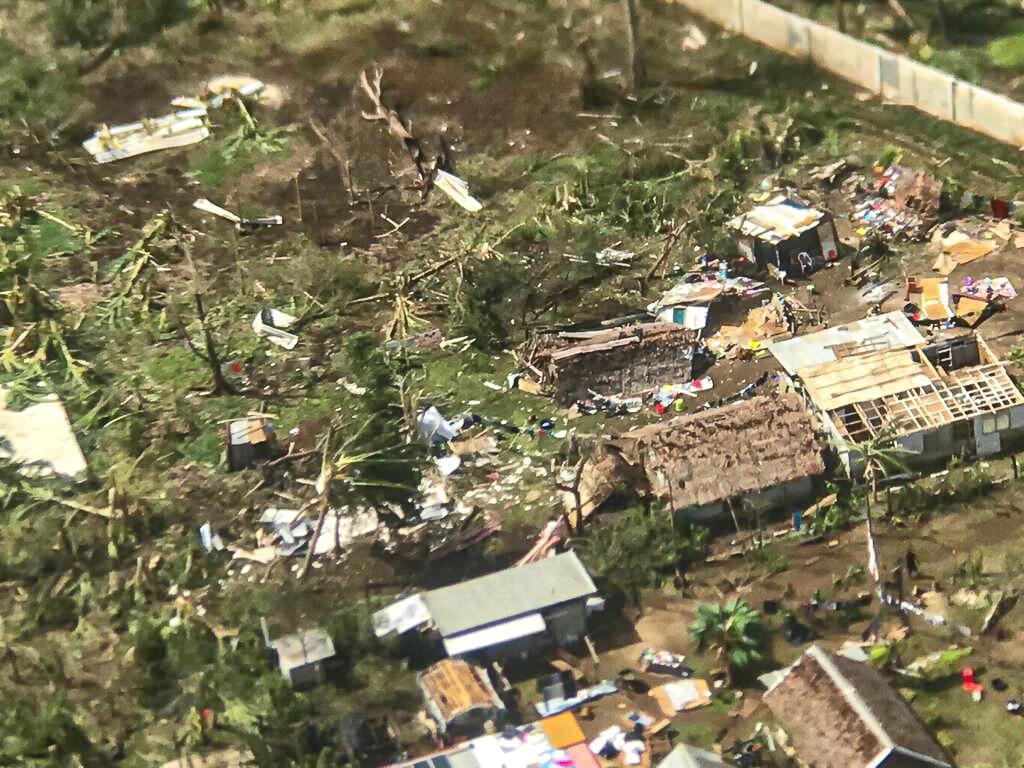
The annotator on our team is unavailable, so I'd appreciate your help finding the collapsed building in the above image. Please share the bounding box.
[770,313,1024,474]
[417,659,506,739]
[573,393,826,521]
[522,322,703,405]
[727,195,839,279]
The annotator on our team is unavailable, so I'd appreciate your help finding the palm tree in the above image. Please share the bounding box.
[845,431,910,586]
[689,598,765,686]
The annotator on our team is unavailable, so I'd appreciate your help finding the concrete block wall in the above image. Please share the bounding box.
[670,0,1024,148]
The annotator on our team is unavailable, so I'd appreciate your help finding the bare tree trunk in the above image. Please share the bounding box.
[622,0,645,94]
[194,293,237,396]
[835,0,847,33]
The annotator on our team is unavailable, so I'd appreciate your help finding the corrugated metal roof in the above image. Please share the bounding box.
[422,551,597,637]
[767,311,926,375]
[443,613,547,656]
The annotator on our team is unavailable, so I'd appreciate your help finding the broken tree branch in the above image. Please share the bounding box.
[194,293,237,396]
[359,66,433,193]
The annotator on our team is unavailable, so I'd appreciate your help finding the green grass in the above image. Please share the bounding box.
[988,32,1024,68]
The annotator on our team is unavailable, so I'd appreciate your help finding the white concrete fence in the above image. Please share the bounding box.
[671,0,1024,148]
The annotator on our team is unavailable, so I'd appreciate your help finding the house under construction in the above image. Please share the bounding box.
[772,320,1024,474]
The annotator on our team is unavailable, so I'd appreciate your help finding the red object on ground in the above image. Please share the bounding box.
[961,667,984,694]
[654,402,666,415]
[991,198,1011,220]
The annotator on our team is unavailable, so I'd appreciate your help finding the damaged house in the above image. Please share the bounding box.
[764,645,953,768]
[574,393,826,521]
[728,195,839,279]
[770,315,1024,474]
[418,658,506,738]
[373,551,602,659]
[523,322,703,405]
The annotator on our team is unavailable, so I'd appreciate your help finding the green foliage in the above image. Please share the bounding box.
[48,0,195,50]
[951,548,985,585]
[751,544,789,576]
[342,333,422,506]
[689,598,766,684]
[0,39,76,127]
[989,33,1024,68]
[877,143,903,169]
[580,507,708,601]
[190,101,291,186]
[808,483,865,536]
[452,257,532,349]
[1,694,96,765]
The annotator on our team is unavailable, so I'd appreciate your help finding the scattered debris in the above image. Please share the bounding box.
[536,679,618,717]
[433,169,483,213]
[0,390,88,478]
[83,76,265,163]
[252,308,299,349]
[225,416,274,471]
[650,678,713,716]
[193,198,283,234]
[418,658,505,738]
[416,406,462,444]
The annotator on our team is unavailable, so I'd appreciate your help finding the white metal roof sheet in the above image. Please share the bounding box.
[442,613,547,656]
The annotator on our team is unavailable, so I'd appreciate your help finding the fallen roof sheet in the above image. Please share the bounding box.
[763,645,953,768]
[373,593,430,637]
[768,311,925,375]
[421,551,597,638]
[0,391,88,478]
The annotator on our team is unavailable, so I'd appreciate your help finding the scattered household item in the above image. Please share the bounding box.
[0,389,88,478]
[638,648,692,678]
[225,416,274,471]
[961,667,984,701]
[536,679,618,717]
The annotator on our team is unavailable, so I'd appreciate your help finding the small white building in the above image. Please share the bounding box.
[272,627,335,688]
